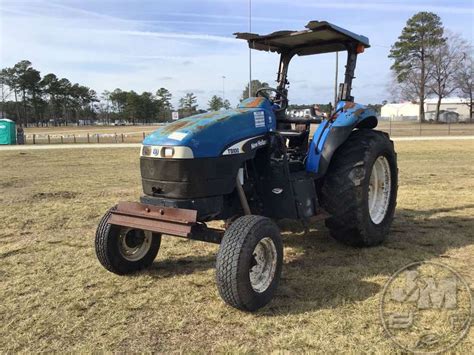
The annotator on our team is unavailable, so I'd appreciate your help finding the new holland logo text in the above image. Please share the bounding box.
[250,139,266,150]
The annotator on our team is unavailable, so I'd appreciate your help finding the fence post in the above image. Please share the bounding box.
[33,134,36,144]
[97,134,100,143]
[419,120,422,136]
[73,134,76,143]
[121,133,124,143]
[61,136,64,144]
[143,132,145,139]
[115,133,118,143]
[448,121,451,135]
[48,135,50,144]
[87,133,90,143]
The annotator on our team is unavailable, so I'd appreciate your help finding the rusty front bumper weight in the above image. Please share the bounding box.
[109,202,197,237]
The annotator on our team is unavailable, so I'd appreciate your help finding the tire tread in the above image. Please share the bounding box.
[216,215,282,311]
[320,129,397,247]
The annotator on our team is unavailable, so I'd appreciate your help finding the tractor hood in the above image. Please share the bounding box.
[143,97,276,158]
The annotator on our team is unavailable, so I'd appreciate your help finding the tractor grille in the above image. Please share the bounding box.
[140,156,244,199]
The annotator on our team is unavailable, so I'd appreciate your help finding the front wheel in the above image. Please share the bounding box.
[319,129,398,247]
[216,215,283,311]
[95,207,161,274]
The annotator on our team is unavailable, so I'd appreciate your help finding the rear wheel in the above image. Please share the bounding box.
[319,129,398,247]
[95,207,161,274]
[216,215,283,311]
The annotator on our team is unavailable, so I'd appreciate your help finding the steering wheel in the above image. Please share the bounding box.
[256,87,288,112]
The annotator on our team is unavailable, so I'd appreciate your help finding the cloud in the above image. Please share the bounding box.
[258,0,474,15]
[1,0,472,107]
[177,89,207,94]
[106,30,237,43]
[127,55,194,62]
[161,11,308,24]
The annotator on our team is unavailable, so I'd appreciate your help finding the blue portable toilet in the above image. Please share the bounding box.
[0,119,17,145]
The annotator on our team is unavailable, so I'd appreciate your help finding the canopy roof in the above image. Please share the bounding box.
[235,21,370,56]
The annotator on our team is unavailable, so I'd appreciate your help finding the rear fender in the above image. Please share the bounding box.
[305,102,378,176]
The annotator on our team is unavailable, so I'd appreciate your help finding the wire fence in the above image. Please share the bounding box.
[24,131,150,144]
[376,120,474,137]
[20,121,474,145]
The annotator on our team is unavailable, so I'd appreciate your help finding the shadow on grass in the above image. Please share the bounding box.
[262,204,474,315]
[139,205,473,314]
[146,254,216,278]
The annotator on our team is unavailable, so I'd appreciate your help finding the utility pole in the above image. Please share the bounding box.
[222,76,226,102]
[248,0,252,98]
[0,83,5,119]
[334,51,339,109]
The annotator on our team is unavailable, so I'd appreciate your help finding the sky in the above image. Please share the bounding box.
[0,0,473,108]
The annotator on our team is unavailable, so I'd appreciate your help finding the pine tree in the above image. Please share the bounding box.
[389,12,445,122]
[241,80,269,100]
[208,95,225,111]
[179,92,198,117]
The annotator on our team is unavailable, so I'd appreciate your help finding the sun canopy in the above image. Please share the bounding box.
[235,21,370,56]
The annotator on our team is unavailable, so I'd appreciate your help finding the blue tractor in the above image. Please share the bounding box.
[95,21,398,311]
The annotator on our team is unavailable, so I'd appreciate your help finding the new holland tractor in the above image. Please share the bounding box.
[95,21,398,311]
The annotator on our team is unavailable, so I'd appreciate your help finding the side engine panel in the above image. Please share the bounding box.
[248,140,318,220]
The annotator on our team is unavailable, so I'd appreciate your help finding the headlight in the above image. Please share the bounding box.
[140,145,193,159]
[161,147,175,158]
[142,145,152,156]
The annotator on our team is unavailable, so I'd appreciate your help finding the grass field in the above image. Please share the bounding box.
[23,121,474,145]
[0,140,473,352]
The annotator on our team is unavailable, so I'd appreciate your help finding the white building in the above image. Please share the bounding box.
[381,97,471,122]
[381,102,419,121]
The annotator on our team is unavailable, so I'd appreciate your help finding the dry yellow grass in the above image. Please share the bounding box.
[0,139,473,352]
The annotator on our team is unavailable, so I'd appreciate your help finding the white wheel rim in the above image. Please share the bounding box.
[368,156,392,225]
[118,229,152,261]
[249,237,277,293]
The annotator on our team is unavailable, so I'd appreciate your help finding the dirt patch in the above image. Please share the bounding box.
[0,247,27,259]
[0,179,23,189]
[32,191,79,200]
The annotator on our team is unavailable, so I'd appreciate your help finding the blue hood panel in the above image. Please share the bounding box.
[143,97,276,158]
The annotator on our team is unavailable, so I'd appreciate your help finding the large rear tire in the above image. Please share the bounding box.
[319,129,398,247]
[95,207,161,275]
[216,215,283,311]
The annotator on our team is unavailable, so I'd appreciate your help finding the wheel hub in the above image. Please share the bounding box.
[125,232,144,248]
[249,237,277,293]
[118,229,152,261]
[368,155,392,225]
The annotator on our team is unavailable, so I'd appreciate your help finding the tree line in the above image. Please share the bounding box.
[0,60,97,126]
[389,12,473,122]
[0,61,233,126]
[1,11,471,126]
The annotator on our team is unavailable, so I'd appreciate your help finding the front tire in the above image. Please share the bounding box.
[95,207,161,274]
[320,129,398,247]
[216,215,283,311]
